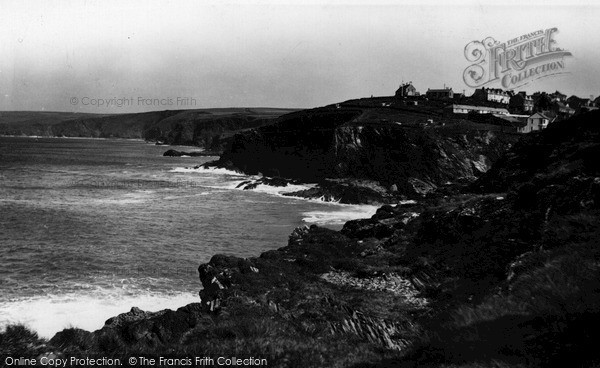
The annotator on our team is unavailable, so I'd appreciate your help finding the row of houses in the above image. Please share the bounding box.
[442,104,551,133]
[396,84,512,105]
[395,82,597,116]
[394,82,573,133]
[395,82,600,133]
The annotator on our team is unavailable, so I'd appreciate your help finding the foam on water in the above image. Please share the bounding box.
[169,167,202,173]
[246,183,317,196]
[302,204,380,226]
[399,200,418,205]
[1,138,392,340]
[169,166,246,176]
[169,166,377,225]
[169,166,316,195]
[0,287,198,339]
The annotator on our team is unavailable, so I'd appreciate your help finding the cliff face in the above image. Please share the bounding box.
[142,110,286,147]
[217,106,518,195]
[0,111,109,137]
[51,111,178,139]
[0,108,297,148]
[331,123,511,191]
[218,108,363,180]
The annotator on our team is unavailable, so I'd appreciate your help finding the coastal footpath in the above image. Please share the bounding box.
[3,111,600,367]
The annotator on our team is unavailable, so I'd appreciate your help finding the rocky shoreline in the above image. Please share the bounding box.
[195,160,403,204]
[4,111,600,367]
[234,175,401,204]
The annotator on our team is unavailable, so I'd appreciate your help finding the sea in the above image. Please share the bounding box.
[0,136,378,338]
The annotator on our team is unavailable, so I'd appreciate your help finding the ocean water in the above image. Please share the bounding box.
[0,137,378,338]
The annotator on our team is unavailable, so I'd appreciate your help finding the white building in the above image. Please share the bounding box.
[517,112,551,133]
[445,104,510,115]
[473,88,511,105]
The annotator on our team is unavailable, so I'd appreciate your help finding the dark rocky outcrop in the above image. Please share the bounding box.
[282,179,396,204]
[234,176,299,190]
[45,304,208,354]
[209,103,518,199]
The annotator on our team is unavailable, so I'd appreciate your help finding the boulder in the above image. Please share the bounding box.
[197,255,258,312]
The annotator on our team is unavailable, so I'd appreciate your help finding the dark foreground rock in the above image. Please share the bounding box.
[19,222,429,366]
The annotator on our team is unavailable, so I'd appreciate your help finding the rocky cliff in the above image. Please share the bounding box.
[213,102,518,198]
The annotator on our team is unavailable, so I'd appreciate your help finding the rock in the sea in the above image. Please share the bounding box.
[163,149,220,157]
[235,180,253,188]
[234,176,296,190]
[284,180,394,204]
[163,149,187,157]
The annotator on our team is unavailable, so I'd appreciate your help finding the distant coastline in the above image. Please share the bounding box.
[0,108,297,148]
[0,134,146,141]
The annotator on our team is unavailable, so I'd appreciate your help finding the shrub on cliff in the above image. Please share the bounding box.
[0,324,46,357]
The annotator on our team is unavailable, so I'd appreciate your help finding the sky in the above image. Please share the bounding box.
[0,0,599,113]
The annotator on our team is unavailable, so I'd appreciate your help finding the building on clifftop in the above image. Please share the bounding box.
[395,82,417,97]
[517,112,552,133]
[426,87,453,100]
[472,87,512,105]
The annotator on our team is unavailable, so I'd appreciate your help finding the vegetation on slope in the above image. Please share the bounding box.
[2,111,599,368]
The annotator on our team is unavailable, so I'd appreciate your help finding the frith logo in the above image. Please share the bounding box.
[463,27,572,89]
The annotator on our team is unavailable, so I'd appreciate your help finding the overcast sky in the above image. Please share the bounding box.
[1,0,599,113]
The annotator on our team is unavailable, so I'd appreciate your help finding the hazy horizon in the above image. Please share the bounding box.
[1,0,599,113]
